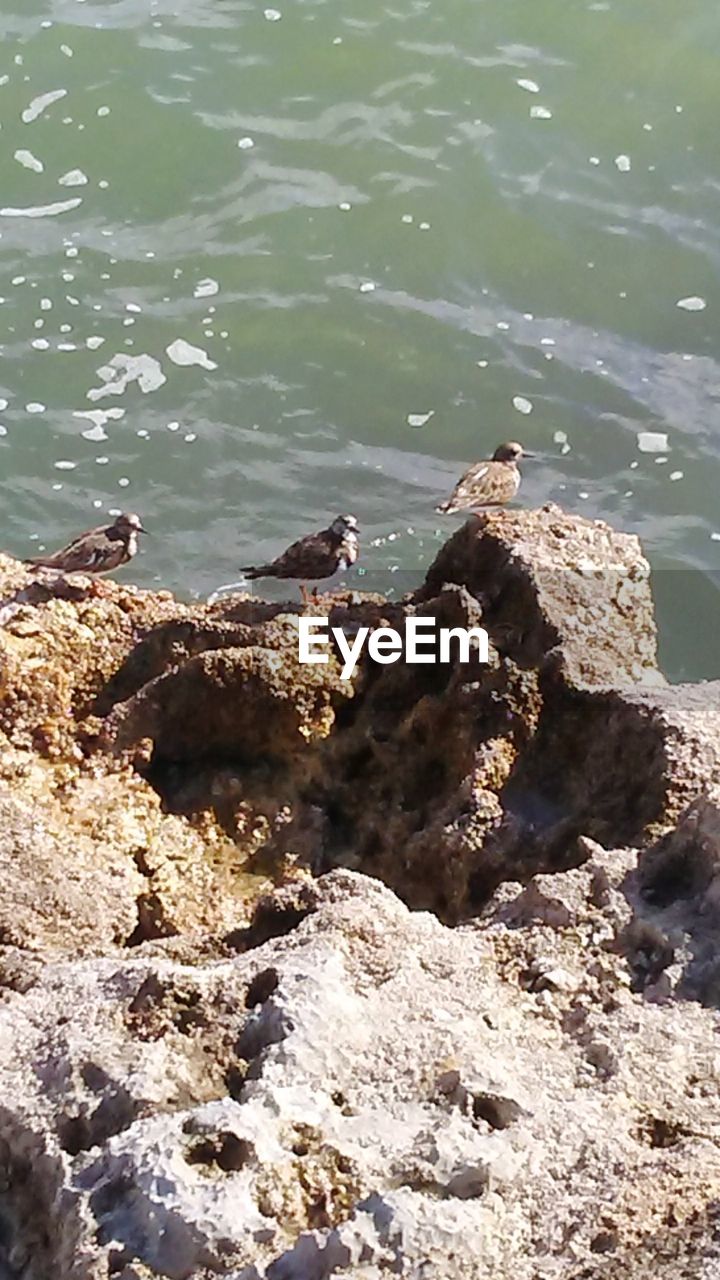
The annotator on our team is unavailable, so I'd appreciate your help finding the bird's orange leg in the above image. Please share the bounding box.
[311,584,319,602]
[300,583,309,605]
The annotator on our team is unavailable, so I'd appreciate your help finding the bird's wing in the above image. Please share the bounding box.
[439,462,490,511]
[271,529,335,579]
[40,526,111,571]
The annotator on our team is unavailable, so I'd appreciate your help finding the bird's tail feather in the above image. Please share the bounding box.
[241,565,272,580]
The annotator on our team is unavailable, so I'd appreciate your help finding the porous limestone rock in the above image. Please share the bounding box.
[0,870,718,1278]
[419,503,660,687]
[0,507,719,1275]
[1,507,720,950]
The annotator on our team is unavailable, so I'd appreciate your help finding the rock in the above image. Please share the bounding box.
[0,872,718,1277]
[419,503,660,687]
[0,506,718,952]
[0,786,143,952]
[2,508,720,1272]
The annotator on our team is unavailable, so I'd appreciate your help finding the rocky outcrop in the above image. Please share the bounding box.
[1,868,720,1279]
[0,506,720,1276]
[1,506,720,944]
[418,503,660,686]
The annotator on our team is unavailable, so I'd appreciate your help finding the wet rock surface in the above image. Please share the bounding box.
[0,507,718,1277]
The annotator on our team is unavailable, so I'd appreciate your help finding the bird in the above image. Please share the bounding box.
[242,514,360,601]
[26,512,147,575]
[437,441,533,514]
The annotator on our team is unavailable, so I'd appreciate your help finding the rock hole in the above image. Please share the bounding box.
[444,1164,488,1199]
[590,1229,618,1253]
[185,1132,254,1173]
[124,893,178,947]
[225,1064,247,1100]
[226,886,316,951]
[472,1092,522,1130]
[640,1116,686,1149]
[641,849,701,907]
[58,1086,138,1155]
[245,967,279,1008]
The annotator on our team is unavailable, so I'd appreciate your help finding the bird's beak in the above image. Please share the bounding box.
[523,451,537,459]
[138,526,150,535]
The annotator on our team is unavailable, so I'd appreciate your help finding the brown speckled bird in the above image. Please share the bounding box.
[437,441,532,514]
[26,512,146,575]
[242,514,359,601]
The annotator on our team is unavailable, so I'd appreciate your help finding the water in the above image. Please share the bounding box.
[1,1,720,682]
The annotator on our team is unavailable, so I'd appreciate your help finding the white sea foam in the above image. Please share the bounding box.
[0,198,82,218]
[58,169,88,187]
[166,338,217,370]
[193,278,219,298]
[14,149,43,173]
[513,396,533,415]
[637,431,668,453]
[22,89,67,124]
[88,352,167,400]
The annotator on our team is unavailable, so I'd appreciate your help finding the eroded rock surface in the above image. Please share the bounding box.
[0,507,718,1277]
[1,870,720,1279]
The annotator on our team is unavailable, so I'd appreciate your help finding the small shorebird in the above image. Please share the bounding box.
[242,514,360,601]
[26,512,147,575]
[437,441,533,514]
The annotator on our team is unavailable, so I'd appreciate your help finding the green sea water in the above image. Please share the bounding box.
[1,0,720,679]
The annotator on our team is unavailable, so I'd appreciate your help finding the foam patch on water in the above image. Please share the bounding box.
[614,154,631,172]
[513,396,533,415]
[516,78,539,93]
[14,149,43,173]
[58,169,88,187]
[207,581,249,605]
[166,338,217,370]
[74,408,125,440]
[530,106,552,120]
[676,295,706,311]
[88,353,167,400]
[194,278,219,299]
[0,198,82,218]
[22,89,67,124]
[637,431,668,453]
[407,411,434,428]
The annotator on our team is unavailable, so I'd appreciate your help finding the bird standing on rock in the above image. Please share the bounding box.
[26,512,147,575]
[242,514,360,602]
[437,441,533,514]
